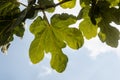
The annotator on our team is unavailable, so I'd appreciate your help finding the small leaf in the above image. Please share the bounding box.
[63,28,84,49]
[79,18,98,39]
[77,6,90,19]
[98,32,106,42]
[37,0,55,12]
[58,0,76,9]
[24,6,37,19]
[80,0,91,7]
[13,24,25,37]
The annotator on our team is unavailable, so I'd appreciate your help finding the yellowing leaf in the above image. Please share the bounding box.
[79,18,98,39]
[58,0,76,8]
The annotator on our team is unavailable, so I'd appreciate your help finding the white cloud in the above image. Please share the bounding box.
[83,22,120,59]
[18,0,27,4]
[44,53,51,60]
[37,65,53,77]
[84,36,120,59]
[28,53,53,78]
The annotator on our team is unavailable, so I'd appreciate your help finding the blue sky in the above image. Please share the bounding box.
[0,34,120,80]
[0,0,120,80]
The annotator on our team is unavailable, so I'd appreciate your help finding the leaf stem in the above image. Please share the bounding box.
[18,2,27,7]
[42,10,50,26]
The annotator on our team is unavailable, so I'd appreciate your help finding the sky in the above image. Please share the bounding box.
[0,0,120,80]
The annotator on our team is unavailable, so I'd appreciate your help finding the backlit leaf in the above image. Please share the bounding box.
[29,14,84,72]
[50,50,68,73]
[79,18,98,39]
[98,20,120,47]
[58,0,76,8]
[51,14,84,49]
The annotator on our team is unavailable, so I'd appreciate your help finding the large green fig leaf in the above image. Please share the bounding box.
[29,14,84,72]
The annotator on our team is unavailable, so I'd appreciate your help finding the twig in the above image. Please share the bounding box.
[18,2,27,7]
[42,10,50,26]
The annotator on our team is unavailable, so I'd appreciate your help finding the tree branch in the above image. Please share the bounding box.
[18,2,27,7]
[42,10,50,26]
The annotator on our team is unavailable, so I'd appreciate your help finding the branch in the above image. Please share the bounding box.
[42,10,50,26]
[35,0,71,10]
[18,2,27,7]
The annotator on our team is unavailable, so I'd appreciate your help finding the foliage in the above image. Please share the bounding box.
[0,0,120,72]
